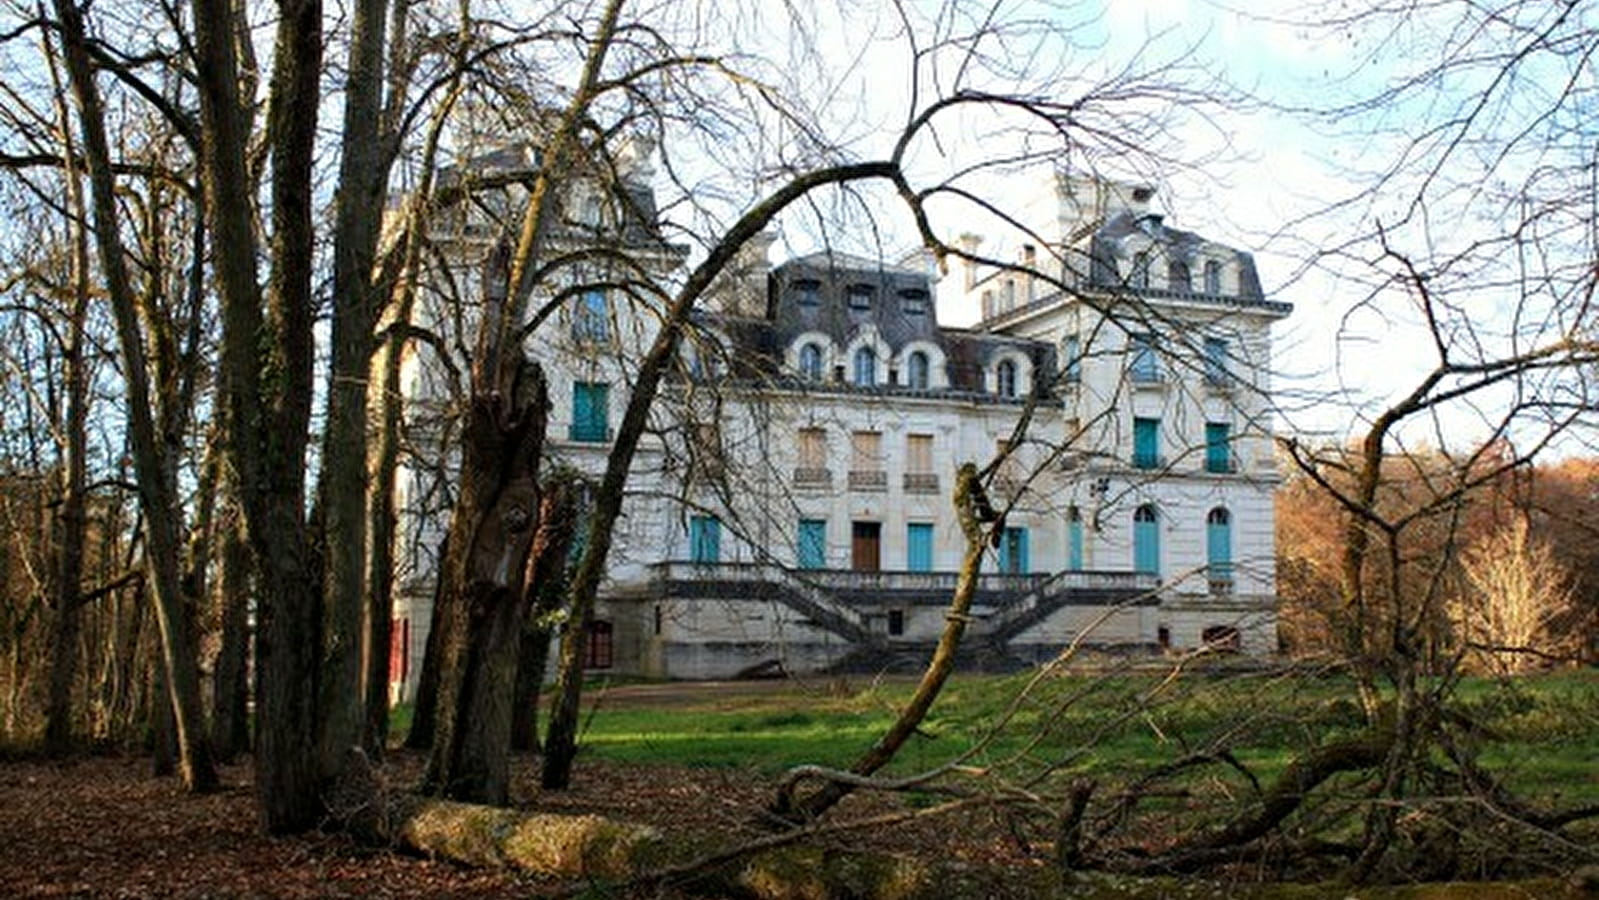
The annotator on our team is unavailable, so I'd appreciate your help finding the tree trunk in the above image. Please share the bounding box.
[512,475,580,752]
[403,560,447,751]
[53,0,216,792]
[41,33,91,757]
[421,343,548,805]
[211,495,252,761]
[317,0,393,779]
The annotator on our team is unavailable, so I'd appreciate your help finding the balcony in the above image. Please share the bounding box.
[793,467,832,490]
[903,472,940,494]
[849,469,888,492]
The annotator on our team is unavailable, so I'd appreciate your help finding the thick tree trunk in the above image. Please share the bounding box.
[422,348,548,804]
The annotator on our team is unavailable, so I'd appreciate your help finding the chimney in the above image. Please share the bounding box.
[957,232,984,291]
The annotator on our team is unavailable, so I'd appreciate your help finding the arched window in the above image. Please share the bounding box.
[853,346,877,387]
[996,359,1018,398]
[1133,504,1160,576]
[1131,252,1151,288]
[1207,507,1233,592]
[1203,260,1222,295]
[799,342,823,380]
[906,351,930,390]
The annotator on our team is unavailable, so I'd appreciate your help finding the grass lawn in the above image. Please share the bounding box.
[566,667,1599,806]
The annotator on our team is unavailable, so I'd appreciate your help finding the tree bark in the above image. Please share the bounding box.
[511,474,580,752]
[317,0,394,778]
[211,493,252,761]
[421,339,549,804]
[53,0,216,792]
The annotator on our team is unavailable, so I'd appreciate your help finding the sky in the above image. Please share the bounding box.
[754,0,1598,457]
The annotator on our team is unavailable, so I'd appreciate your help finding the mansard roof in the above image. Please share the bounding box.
[1088,211,1266,301]
[699,251,1053,397]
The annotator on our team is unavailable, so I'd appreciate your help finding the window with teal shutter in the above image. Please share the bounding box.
[1205,422,1232,473]
[1207,507,1233,587]
[798,519,826,569]
[997,526,1029,574]
[1133,417,1160,469]
[1067,506,1083,571]
[1204,336,1229,386]
[571,382,609,442]
[690,515,720,563]
[1134,505,1159,575]
[906,523,934,572]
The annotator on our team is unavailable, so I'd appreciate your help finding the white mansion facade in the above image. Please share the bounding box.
[388,159,1291,696]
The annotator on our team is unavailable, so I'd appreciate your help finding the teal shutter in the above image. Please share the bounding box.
[1134,506,1159,575]
[1207,509,1232,581]
[798,519,826,569]
[1205,422,1231,473]
[998,526,1029,574]
[906,523,934,572]
[571,382,609,442]
[690,516,720,563]
[1067,510,1083,571]
[1133,418,1159,469]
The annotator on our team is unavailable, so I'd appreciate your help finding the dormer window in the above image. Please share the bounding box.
[1168,260,1190,292]
[907,351,930,390]
[793,279,821,306]
[799,342,824,381]
[1203,260,1221,295]
[899,288,929,315]
[847,284,874,311]
[996,359,1018,398]
[1131,252,1151,289]
[853,346,877,386]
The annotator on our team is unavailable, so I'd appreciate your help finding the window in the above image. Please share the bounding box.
[793,279,820,306]
[799,342,824,380]
[689,515,721,563]
[653,604,663,635]
[1205,422,1233,473]
[995,359,1018,398]
[1063,335,1082,383]
[798,519,827,569]
[850,430,884,490]
[1203,260,1221,295]
[1134,504,1160,575]
[571,381,609,442]
[584,620,614,668]
[1168,259,1191,292]
[906,433,933,474]
[1133,417,1160,469]
[1131,251,1150,288]
[906,523,934,572]
[798,427,827,469]
[847,284,874,310]
[1067,506,1084,571]
[900,289,928,315]
[1207,507,1233,591]
[853,346,877,387]
[572,289,609,343]
[1130,333,1160,383]
[887,609,906,636]
[997,526,1030,574]
[852,521,882,571]
[389,616,410,683]
[906,350,930,389]
[1204,336,1230,387]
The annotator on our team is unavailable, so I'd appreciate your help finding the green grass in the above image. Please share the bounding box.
[568,669,1599,804]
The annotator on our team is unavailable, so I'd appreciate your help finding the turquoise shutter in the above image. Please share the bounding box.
[798,519,826,568]
[906,523,934,572]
